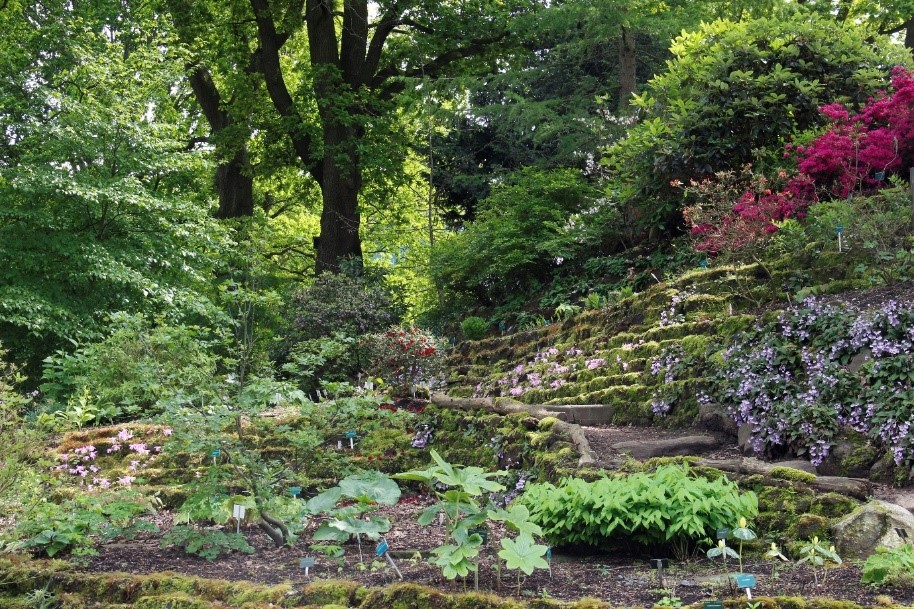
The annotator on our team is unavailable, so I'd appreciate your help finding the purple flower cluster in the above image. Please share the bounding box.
[51,427,167,490]
[710,297,914,471]
[411,425,433,448]
[659,289,694,327]
[474,344,585,399]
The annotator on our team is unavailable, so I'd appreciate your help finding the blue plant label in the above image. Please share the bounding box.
[835,224,844,235]
[734,574,756,589]
[299,557,315,568]
[376,540,389,557]
[875,171,886,181]
[546,547,552,563]
[704,602,724,609]
[290,486,301,497]
[345,431,357,439]
[699,258,709,268]
[210,449,221,458]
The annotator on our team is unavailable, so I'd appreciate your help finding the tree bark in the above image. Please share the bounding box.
[168,2,255,220]
[315,123,363,272]
[905,16,914,49]
[618,26,637,111]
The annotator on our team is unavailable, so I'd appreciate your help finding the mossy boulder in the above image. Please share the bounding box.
[830,500,914,558]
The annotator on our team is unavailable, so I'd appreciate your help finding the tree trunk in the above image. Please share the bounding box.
[618,26,637,111]
[315,123,363,273]
[905,16,914,49]
[214,148,254,218]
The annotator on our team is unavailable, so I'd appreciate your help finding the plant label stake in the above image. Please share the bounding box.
[337,440,343,450]
[376,538,402,580]
[438,511,445,525]
[346,430,356,449]
[835,224,844,252]
[734,573,756,600]
[895,527,909,542]
[232,504,246,534]
[366,380,374,391]
[290,486,301,498]
[546,546,552,578]
[716,528,730,540]
[703,602,724,609]
[299,556,315,577]
[650,558,669,587]
[210,448,221,465]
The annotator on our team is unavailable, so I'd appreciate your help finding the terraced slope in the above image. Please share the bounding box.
[447,255,862,428]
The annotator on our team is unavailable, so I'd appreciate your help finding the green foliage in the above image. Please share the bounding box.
[281,334,358,395]
[520,465,758,550]
[608,10,910,232]
[0,5,226,372]
[497,534,549,575]
[397,450,508,580]
[460,317,490,341]
[12,492,156,557]
[797,536,842,585]
[0,344,37,502]
[160,525,254,561]
[861,544,914,586]
[309,472,401,546]
[282,272,401,345]
[40,316,220,423]
[431,168,598,308]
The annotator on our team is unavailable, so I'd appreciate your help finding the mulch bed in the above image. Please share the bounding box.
[84,497,914,607]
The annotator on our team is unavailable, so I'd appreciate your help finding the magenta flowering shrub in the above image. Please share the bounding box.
[706,297,914,477]
[682,166,816,256]
[796,67,914,199]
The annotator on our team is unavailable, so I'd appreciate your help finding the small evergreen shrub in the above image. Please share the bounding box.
[520,464,757,549]
[460,316,489,341]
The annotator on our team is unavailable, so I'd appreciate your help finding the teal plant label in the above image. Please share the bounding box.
[290,486,301,497]
[345,431,357,439]
[210,449,221,458]
[716,527,730,539]
[299,557,315,568]
[703,602,724,609]
[834,224,844,235]
[376,539,389,556]
[734,573,756,588]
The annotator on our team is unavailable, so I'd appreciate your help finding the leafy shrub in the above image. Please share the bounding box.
[160,525,254,561]
[283,272,401,344]
[431,167,597,307]
[40,316,219,422]
[281,333,357,395]
[862,544,914,586]
[13,492,156,557]
[608,11,908,231]
[363,327,446,396]
[0,343,35,501]
[460,316,489,341]
[520,464,757,550]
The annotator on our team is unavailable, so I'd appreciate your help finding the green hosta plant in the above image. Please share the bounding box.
[308,472,401,563]
[798,536,842,585]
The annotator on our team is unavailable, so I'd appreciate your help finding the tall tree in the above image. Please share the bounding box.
[164,0,538,273]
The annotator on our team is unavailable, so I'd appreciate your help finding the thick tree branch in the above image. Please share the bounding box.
[250,0,321,184]
[371,32,507,98]
[362,11,400,85]
[341,0,369,86]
